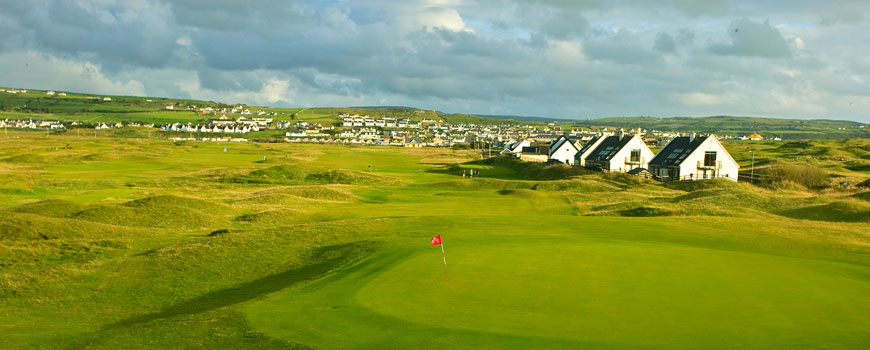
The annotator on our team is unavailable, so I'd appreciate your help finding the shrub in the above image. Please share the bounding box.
[765,162,829,189]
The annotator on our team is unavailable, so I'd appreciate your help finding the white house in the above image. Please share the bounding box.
[502,139,530,158]
[647,134,739,181]
[548,135,580,165]
[582,134,655,172]
[575,134,608,167]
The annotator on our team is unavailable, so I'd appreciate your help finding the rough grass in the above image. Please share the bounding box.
[777,200,870,223]
[2,134,870,349]
[230,164,403,186]
[454,157,593,180]
[531,180,615,192]
[12,199,88,218]
[852,191,870,201]
[234,209,309,226]
[1,154,47,164]
[73,195,230,229]
[433,178,534,191]
[0,212,142,240]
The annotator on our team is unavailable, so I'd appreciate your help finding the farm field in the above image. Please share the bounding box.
[1,131,869,349]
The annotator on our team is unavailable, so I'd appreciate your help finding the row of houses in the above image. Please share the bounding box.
[160,122,262,134]
[1,119,67,129]
[341,115,424,128]
[507,132,739,182]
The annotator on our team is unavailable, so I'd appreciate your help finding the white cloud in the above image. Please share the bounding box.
[0,0,867,122]
[0,51,146,96]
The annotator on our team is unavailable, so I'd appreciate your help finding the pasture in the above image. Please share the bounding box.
[1,131,869,349]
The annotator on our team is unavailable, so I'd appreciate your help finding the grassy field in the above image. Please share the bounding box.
[577,116,870,140]
[0,88,524,127]
[1,131,869,349]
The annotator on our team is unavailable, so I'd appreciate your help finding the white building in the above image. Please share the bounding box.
[647,134,739,182]
[575,134,608,167]
[582,134,655,172]
[548,136,580,165]
[502,139,530,158]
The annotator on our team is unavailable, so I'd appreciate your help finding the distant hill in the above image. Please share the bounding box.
[0,87,530,126]
[576,116,869,139]
[2,86,867,139]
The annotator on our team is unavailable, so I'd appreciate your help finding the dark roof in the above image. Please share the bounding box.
[648,136,709,167]
[585,135,634,162]
[549,135,578,154]
[521,146,539,154]
[576,135,602,156]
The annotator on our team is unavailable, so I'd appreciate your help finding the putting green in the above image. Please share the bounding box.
[246,234,870,349]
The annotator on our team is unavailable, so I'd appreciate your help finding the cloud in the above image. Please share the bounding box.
[0,50,146,96]
[0,0,867,122]
[709,19,792,58]
[654,33,677,53]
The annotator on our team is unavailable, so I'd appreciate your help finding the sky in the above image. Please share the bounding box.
[1,0,869,122]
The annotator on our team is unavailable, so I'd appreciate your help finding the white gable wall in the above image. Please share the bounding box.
[549,142,578,165]
[676,136,739,181]
[605,136,654,172]
[577,137,606,167]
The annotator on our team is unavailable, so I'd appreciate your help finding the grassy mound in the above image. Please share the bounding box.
[277,186,357,201]
[304,169,402,185]
[12,199,88,218]
[0,212,136,240]
[531,180,614,192]
[122,195,226,212]
[73,195,228,229]
[852,191,870,201]
[663,178,741,192]
[496,189,538,198]
[433,178,533,191]
[1,153,47,164]
[240,165,309,183]
[230,165,402,186]
[455,157,592,180]
[234,209,308,226]
[243,186,358,205]
[617,206,676,217]
[777,200,870,222]
[80,153,119,162]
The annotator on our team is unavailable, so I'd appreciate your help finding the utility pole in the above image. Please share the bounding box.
[750,150,755,183]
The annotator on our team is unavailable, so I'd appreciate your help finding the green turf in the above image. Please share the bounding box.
[1,131,869,349]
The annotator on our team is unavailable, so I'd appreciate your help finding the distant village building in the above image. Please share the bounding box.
[502,139,530,158]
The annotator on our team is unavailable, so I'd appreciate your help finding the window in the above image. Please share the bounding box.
[630,149,641,162]
[704,151,717,166]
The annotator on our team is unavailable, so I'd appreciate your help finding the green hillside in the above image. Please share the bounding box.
[0,87,526,126]
[578,115,870,139]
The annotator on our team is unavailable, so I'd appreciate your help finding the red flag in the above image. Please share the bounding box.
[431,235,442,245]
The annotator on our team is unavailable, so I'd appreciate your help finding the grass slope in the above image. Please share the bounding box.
[0,131,868,349]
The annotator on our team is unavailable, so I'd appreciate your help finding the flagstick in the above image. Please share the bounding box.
[441,241,449,281]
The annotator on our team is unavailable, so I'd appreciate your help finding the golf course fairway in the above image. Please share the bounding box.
[246,217,870,349]
[2,136,869,348]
